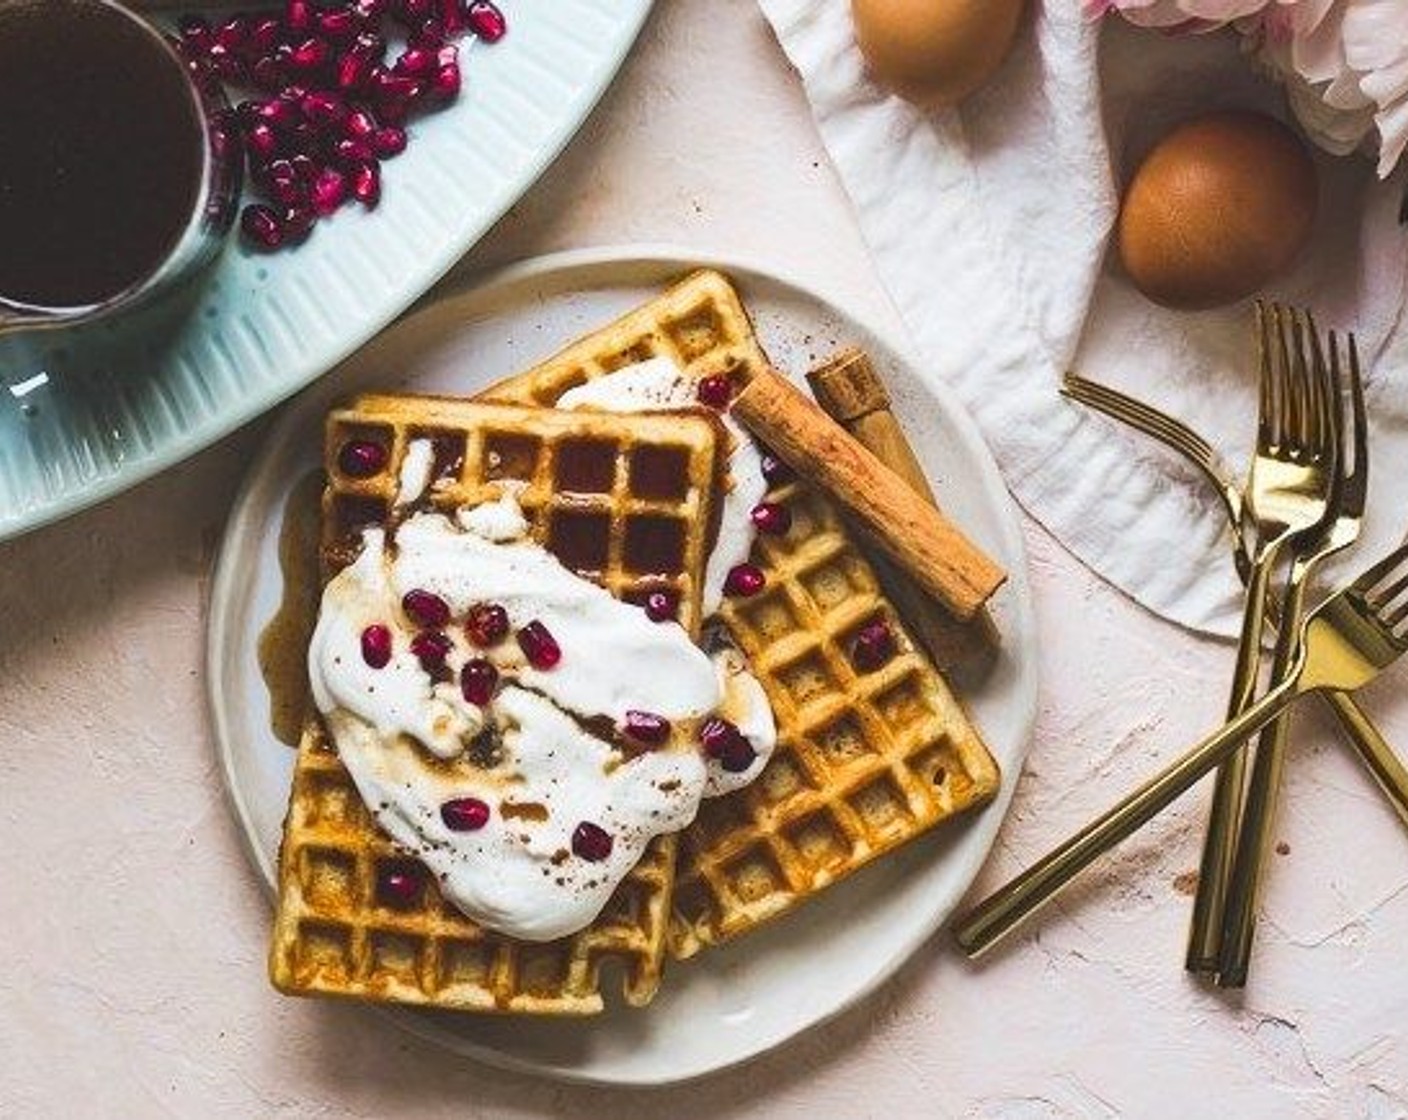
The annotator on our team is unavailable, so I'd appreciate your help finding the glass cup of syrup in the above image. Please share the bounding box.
[0,0,241,334]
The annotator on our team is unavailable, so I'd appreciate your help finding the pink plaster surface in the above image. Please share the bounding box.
[2,2,1406,1115]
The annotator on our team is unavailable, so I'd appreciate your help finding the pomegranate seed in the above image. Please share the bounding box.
[413,16,447,44]
[750,501,792,536]
[245,122,281,162]
[429,62,460,100]
[206,44,246,82]
[441,797,490,832]
[350,161,381,207]
[643,589,679,622]
[288,36,333,73]
[696,374,734,410]
[395,45,437,77]
[335,49,374,90]
[251,55,286,91]
[355,0,391,18]
[724,563,766,597]
[465,1,507,42]
[376,861,424,907]
[178,15,212,51]
[403,589,450,628]
[256,98,301,131]
[410,630,453,671]
[465,603,510,647]
[286,0,315,34]
[262,161,307,208]
[280,206,316,245]
[215,17,250,53]
[373,69,424,104]
[439,0,465,32]
[249,17,282,54]
[335,137,375,164]
[372,126,408,157]
[699,717,756,773]
[437,43,459,67]
[312,166,348,215]
[399,0,434,22]
[302,90,349,128]
[517,621,562,670]
[851,620,897,672]
[572,821,613,862]
[240,204,284,250]
[290,154,319,183]
[338,438,388,477]
[623,711,671,747]
[319,8,360,40]
[360,623,393,668]
[460,659,498,706]
[344,108,378,138]
[759,448,795,487]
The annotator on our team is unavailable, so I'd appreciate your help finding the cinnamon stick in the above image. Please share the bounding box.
[808,349,1000,669]
[733,364,1006,621]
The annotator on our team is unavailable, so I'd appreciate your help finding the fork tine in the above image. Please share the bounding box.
[1062,377,1218,462]
[1288,308,1312,453]
[1343,331,1369,513]
[1256,302,1276,448]
[1309,311,1339,467]
[1352,542,1408,598]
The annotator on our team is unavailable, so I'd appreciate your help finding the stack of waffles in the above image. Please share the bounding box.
[270,269,1000,1015]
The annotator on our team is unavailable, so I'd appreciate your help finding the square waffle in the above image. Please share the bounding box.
[482,270,1002,957]
[270,398,722,1014]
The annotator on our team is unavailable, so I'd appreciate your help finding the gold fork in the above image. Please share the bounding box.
[1059,375,1408,829]
[954,541,1408,958]
[1216,320,1368,985]
[1187,303,1341,974]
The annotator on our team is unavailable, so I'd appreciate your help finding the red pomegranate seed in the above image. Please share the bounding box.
[178,14,212,51]
[262,160,307,208]
[399,0,434,22]
[290,154,319,183]
[403,589,450,628]
[350,161,381,207]
[465,1,507,42]
[623,711,671,747]
[344,108,378,138]
[429,62,460,100]
[724,563,766,597]
[285,0,315,34]
[338,438,388,477]
[249,17,282,55]
[572,821,613,862]
[355,0,391,18]
[312,166,348,215]
[696,374,733,410]
[281,206,316,245]
[851,620,897,672]
[410,630,453,671]
[750,501,792,536]
[302,90,349,128]
[335,49,374,91]
[439,0,465,32]
[373,69,424,104]
[643,589,679,622]
[215,17,250,53]
[441,797,490,831]
[517,621,562,670]
[245,122,281,162]
[464,603,510,647]
[256,97,301,131]
[360,623,393,668]
[251,55,286,91]
[240,204,284,249]
[372,126,408,157]
[319,8,360,40]
[460,658,498,706]
[759,448,795,487]
[699,717,756,773]
[395,45,438,76]
[335,137,375,164]
[376,860,424,907]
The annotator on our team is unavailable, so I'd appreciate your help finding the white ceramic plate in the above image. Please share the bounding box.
[0,0,652,541]
[207,246,1038,1086]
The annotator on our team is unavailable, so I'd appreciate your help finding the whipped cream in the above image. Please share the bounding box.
[558,357,768,615]
[706,646,778,798]
[308,504,720,941]
[395,438,435,506]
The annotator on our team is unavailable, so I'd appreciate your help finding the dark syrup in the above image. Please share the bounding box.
[0,0,203,309]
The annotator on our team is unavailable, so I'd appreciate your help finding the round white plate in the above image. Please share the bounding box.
[207,246,1038,1086]
[0,0,652,541]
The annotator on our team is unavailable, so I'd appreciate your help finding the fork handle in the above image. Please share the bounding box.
[954,678,1302,959]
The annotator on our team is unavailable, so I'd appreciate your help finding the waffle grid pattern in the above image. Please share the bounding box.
[482,270,1000,958]
[271,398,722,1014]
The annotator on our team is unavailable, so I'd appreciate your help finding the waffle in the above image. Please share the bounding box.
[270,397,722,1014]
[483,270,1002,957]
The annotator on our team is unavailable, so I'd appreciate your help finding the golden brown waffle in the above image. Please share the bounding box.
[271,398,722,1014]
[482,269,1001,957]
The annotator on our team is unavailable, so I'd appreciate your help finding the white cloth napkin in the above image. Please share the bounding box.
[756,0,1408,637]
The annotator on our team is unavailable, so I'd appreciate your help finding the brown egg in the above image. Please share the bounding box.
[1118,111,1318,311]
[852,0,1026,110]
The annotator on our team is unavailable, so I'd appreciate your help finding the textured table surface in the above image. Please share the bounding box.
[3,2,1407,1116]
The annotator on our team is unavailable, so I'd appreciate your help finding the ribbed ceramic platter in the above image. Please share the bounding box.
[0,0,652,541]
[207,247,1038,1086]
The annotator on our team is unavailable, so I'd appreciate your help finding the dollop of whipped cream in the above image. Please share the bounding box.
[706,645,778,797]
[558,357,769,615]
[307,499,721,941]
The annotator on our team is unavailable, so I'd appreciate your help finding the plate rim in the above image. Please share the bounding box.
[206,242,1038,1087]
[3,0,655,543]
